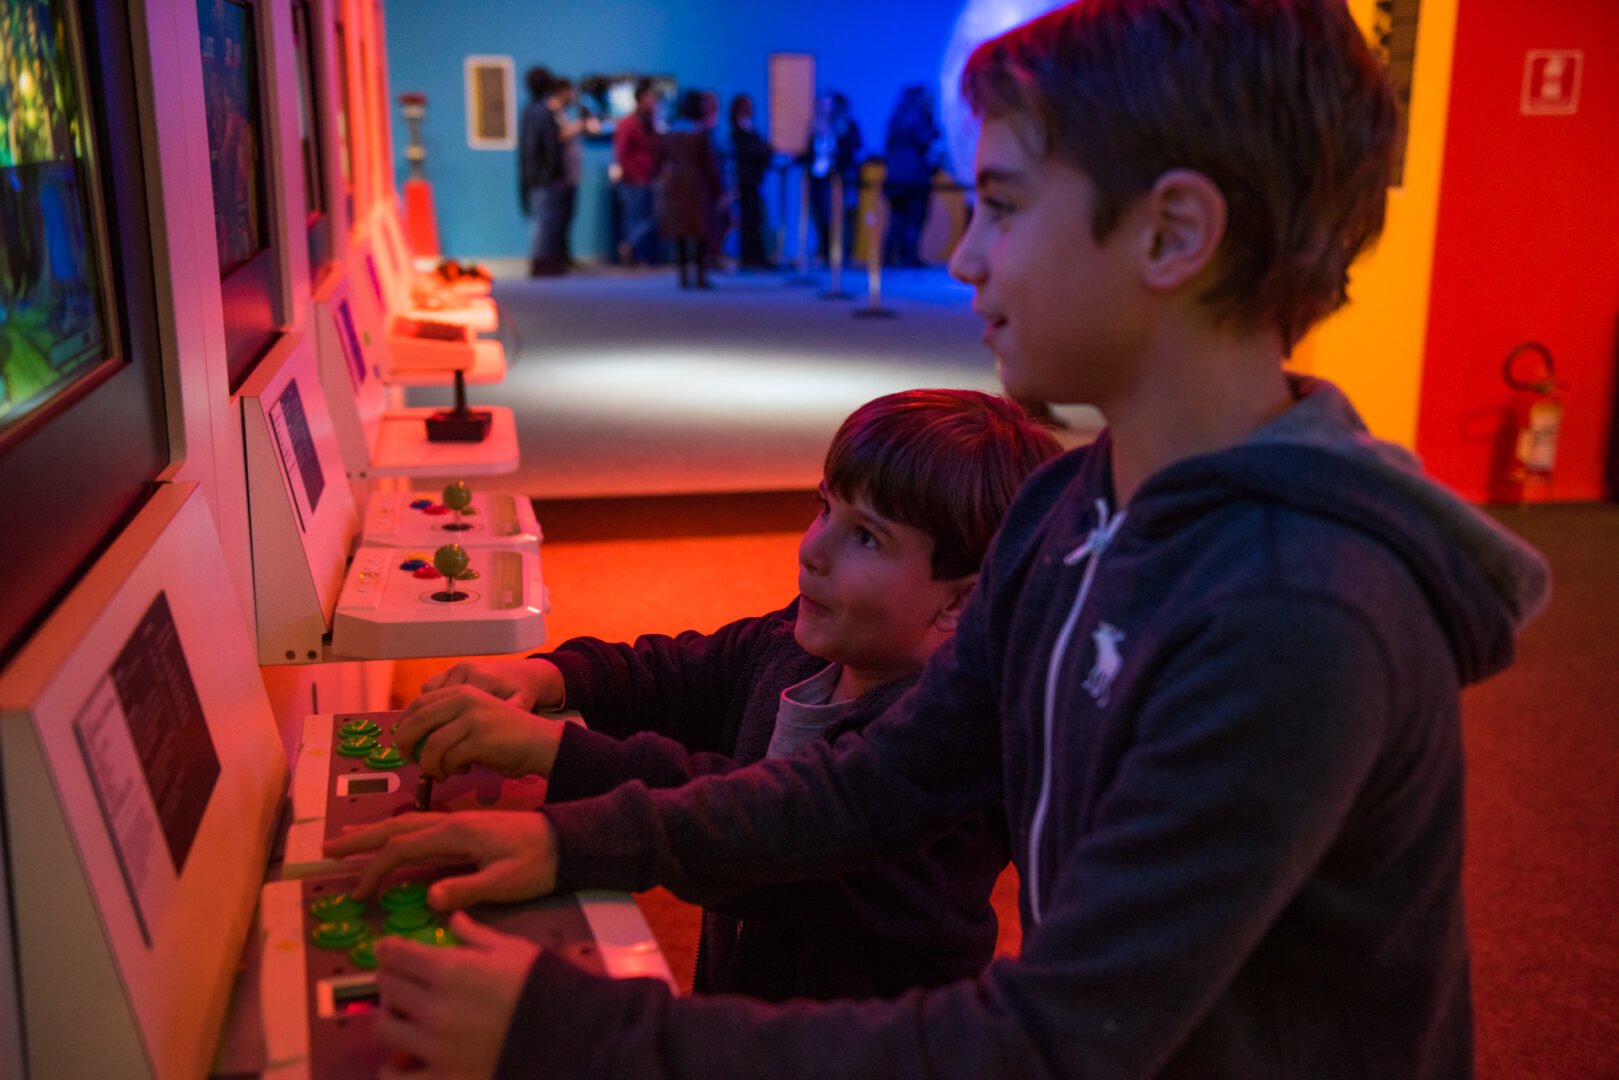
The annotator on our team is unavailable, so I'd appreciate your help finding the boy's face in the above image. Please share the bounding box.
[795,484,965,683]
[950,115,1150,406]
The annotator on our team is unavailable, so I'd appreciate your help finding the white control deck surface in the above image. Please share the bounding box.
[330,545,547,659]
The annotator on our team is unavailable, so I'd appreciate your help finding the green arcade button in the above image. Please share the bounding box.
[384,906,434,933]
[365,746,406,769]
[309,893,366,922]
[337,735,379,757]
[311,920,368,950]
[340,717,383,738]
[379,881,429,910]
[349,940,378,970]
[408,925,461,947]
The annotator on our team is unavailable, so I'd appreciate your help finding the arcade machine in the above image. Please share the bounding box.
[0,485,672,1080]
[235,332,544,664]
[310,271,518,484]
[0,0,672,1075]
[308,0,507,487]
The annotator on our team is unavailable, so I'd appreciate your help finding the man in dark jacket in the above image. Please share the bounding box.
[517,66,566,276]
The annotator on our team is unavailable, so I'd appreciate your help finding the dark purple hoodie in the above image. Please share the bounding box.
[500,378,1549,1080]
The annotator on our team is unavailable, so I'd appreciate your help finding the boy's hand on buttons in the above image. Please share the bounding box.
[419,658,564,712]
[395,685,565,781]
[324,810,559,910]
[374,912,537,1080]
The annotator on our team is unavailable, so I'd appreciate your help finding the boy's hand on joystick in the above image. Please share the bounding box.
[395,684,567,781]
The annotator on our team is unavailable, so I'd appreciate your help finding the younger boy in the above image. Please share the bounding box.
[333,3,1550,1077]
[385,388,1061,1001]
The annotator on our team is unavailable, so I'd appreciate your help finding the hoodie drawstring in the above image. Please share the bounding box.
[1028,499,1128,926]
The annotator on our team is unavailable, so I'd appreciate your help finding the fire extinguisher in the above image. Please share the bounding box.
[1502,341,1564,485]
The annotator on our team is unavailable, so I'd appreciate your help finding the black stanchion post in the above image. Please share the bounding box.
[774,158,788,267]
[820,171,852,300]
[785,163,817,286]
[855,189,896,319]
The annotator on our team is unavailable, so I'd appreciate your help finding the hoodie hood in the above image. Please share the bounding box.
[1126,376,1551,685]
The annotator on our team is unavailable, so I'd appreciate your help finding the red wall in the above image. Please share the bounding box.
[1418,0,1619,503]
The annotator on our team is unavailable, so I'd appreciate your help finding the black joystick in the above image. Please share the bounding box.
[425,370,492,442]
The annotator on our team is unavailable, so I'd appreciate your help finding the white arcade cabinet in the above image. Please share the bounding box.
[0,484,286,1080]
[309,275,516,484]
[237,335,545,663]
[0,484,671,1080]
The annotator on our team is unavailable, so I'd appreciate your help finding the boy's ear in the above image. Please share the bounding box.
[934,575,979,633]
[1137,168,1227,292]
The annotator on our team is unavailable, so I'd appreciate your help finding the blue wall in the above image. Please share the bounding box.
[384,0,967,262]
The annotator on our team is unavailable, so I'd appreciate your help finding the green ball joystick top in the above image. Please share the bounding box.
[441,480,473,532]
[433,543,470,601]
[441,481,472,511]
[433,543,469,578]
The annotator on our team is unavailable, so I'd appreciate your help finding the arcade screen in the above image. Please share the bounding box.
[197,0,269,276]
[0,0,115,442]
[290,0,325,224]
[333,16,352,203]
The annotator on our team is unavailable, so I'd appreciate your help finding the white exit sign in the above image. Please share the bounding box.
[1522,50,1583,115]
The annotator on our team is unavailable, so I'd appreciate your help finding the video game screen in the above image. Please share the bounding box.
[197,0,269,276]
[0,0,115,441]
[290,0,325,223]
[580,73,677,127]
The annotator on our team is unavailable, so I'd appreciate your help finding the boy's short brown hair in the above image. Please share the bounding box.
[823,389,1063,580]
[962,0,1397,351]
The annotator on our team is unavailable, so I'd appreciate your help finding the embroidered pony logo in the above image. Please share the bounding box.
[1082,622,1126,707]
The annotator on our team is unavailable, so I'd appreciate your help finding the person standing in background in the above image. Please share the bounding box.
[700,90,729,272]
[730,93,774,269]
[882,84,940,268]
[518,65,567,277]
[550,77,599,269]
[658,88,723,289]
[613,79,662,265]
[807,91,862,265]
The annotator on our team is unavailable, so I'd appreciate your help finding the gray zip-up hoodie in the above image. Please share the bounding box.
[501,376,1549,1080]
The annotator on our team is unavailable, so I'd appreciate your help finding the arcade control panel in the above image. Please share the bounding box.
[282,710,549,878]
[330,542,547,660]
[258,870,642,1080]
[361,490,541,553]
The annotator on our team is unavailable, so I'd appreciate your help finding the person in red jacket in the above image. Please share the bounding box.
[612,78,662,265]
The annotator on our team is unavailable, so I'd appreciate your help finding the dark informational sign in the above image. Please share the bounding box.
[75,593,220,941]
[335,297,366,388]
[270,376,325,530]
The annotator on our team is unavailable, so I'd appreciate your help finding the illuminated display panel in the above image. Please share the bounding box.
[197,0,279,389]
[198,0,269,274]
[0,0,167,667]
[332,11,353,222]
[0,0,116,442]
[290,0,330,274]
